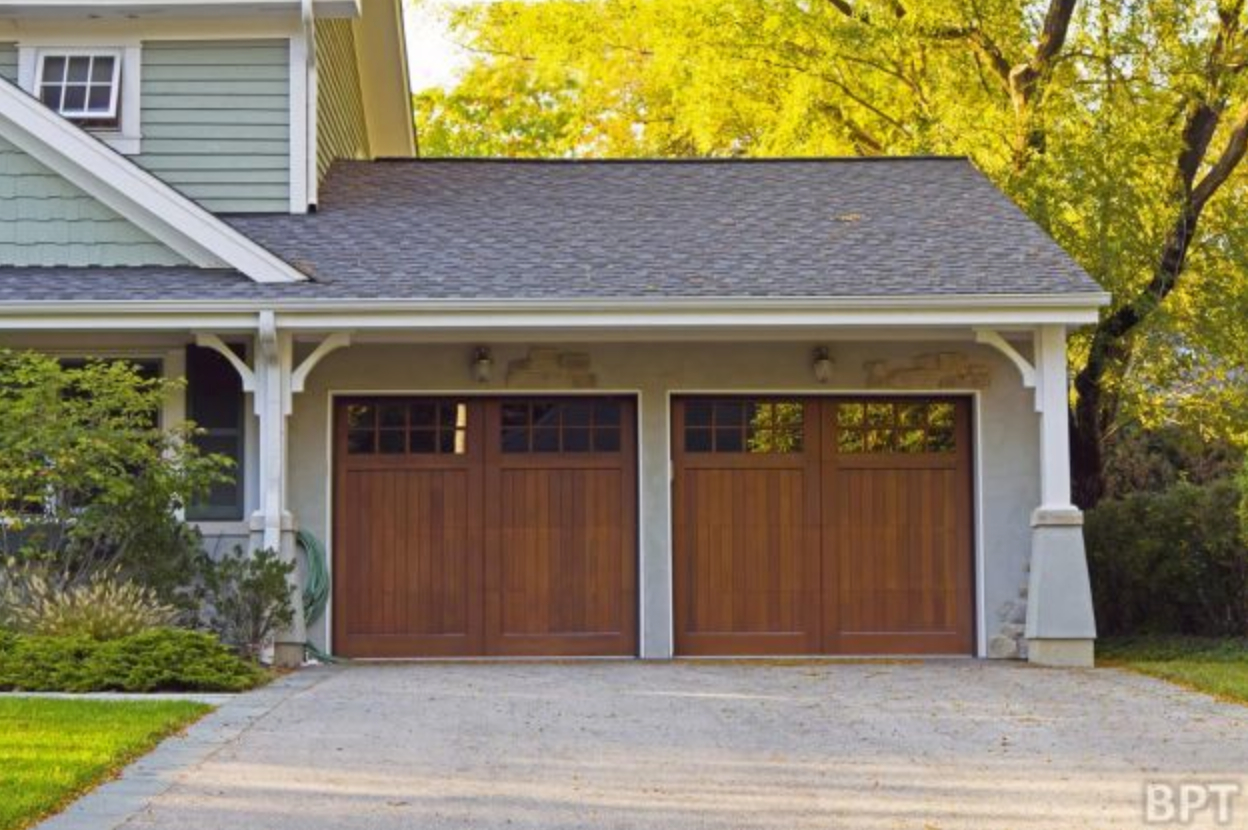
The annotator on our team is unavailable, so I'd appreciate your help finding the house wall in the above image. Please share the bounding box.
[0,136,189,267]
[0,43,16,81]
[137,39,292,213]
[315,19,370,184]
[284,339,1041,659]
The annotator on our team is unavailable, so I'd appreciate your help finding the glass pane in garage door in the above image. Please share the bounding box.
[833,400,957,454]
[345,400,470,455]
[683,399,805,454]
[500,399,624,453]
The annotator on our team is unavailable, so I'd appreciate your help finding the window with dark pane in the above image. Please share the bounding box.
[500,399,624,453]
[347,399,470,457]
[684,399,804,454]
[185,345,245,521]
[834,400,958,455]
[38,52,121,128]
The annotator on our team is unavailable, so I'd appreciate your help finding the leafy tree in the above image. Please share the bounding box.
[0,350,230,600]
[415,0,1248,505]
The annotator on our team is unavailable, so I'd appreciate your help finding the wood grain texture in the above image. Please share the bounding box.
[334,397,637,658]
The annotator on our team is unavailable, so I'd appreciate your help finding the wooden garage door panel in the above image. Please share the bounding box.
[829,467,963,641]
[493,468,628,640]
[673,398,821,656]
[682,468,810,636]
[673,396,974,657]
[334,396,637,659]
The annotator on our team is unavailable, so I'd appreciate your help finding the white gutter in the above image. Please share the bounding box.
[0,292,1110,331]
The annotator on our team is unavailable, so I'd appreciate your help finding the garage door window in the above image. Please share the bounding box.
[346,400,469,455]
[500,400,622,453]
[683,399,804,453]
[834,401,956,454]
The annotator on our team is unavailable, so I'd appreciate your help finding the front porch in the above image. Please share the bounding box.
[0,311,1097,666]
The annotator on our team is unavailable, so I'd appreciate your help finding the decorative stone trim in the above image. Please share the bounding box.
[864,352,991,390]
[506,348,597,388]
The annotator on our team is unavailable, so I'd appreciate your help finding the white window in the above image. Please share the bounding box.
[18,43,142,154]
[35,51,123,127]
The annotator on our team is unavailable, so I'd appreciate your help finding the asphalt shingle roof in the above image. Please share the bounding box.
[0,158,1102,304]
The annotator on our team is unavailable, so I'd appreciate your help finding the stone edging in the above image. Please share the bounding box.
[32,668,331,830]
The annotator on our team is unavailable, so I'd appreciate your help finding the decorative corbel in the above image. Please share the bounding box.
[974,329,1040,412]
[194,332,256,393]
[291,332,352,397]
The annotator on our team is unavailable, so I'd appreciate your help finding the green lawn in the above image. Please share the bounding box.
[0,698,210,830]
[1099,637,1248,705]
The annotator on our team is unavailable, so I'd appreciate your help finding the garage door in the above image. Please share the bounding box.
[333,397,637,658]
[673,397,974,656]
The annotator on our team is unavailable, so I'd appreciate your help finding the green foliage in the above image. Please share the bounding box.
[0,628,267,693]
[417,0,1248,457]
[1097,637,1248,704]
[0,562,178,640]
[1085,480,1248,637]
[0,350,230,605]
[196,548,296,660]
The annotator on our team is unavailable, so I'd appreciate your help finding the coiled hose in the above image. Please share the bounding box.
[297,529,337,662]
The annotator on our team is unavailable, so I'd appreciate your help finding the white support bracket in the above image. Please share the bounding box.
[975,328,1039,411]
[194,333,257,393]
[289,332,352,412]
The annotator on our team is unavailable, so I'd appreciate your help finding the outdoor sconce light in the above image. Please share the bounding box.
[472,347,494,384]
[812,347,834,384]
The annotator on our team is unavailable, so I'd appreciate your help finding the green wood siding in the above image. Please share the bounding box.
[0,137,187,267]
[0,44,16,83]
[137,40,291,213]
[315,19,369,184]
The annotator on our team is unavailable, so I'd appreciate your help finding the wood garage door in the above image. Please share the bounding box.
[673,397,974,656]
[333,397,637,658]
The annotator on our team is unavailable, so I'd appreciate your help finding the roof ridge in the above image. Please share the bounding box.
[369,155,971,165]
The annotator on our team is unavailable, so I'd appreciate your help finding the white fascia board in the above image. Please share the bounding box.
[0,79,307,284]
[0,1,359,19]
[0,293,1110,331]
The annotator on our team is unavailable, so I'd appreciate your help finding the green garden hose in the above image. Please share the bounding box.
[296,529,337,662]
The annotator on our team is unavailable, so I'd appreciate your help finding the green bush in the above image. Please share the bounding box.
[0,628,268,693]
[196,548,295,660]
[1085,480,1248,637]
[1,562,178,640]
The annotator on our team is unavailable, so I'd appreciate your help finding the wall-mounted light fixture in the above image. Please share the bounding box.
[471,347,494,384]
[812,347,834,384]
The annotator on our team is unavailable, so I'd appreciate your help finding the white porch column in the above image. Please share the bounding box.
[1026,324,1097,667]
[250,312,305,668]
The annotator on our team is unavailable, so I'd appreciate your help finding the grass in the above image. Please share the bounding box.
[1098,637,1248,705]
[0,697,211,830]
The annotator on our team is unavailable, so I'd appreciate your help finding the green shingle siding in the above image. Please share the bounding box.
[137,40,291,213]
[315,20,369,184]
[0,137,187,267]
[0,44,16,83]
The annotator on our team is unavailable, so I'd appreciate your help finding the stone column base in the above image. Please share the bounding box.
[1027,638,1094,668]
[1025,508,1097,668]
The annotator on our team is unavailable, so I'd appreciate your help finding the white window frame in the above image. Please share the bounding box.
[34,49,123,124]
[17,41,143,155]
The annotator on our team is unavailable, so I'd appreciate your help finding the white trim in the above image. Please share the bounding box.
[0,76,307,283]
[0,0,360,17]
[194,333,256,392]
[290,332,350,396]
[1035,324,1076,512]
[288,31,310,213]
[972,392,986,658]
[0,294,1111,331]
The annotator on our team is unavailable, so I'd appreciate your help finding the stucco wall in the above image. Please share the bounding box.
[287,339,1040,658]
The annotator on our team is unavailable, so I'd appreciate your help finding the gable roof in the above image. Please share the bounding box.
[228,157,1104,300]
[0,78,306,284]
[0,157,1108,308]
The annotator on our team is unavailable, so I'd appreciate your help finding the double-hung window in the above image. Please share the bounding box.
[35,51,123,129]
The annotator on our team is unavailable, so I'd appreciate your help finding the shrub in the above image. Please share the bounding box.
[1085,480,1248,637]
[0,350,231,605]
[197,548,296,660]
[0,628,267,693]
[1,562,178,640]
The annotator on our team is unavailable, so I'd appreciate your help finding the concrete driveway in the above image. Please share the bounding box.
[45,661,1248,830]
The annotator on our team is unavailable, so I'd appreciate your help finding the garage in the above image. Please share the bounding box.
[333,396,637,658]
[673,397,974,656]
